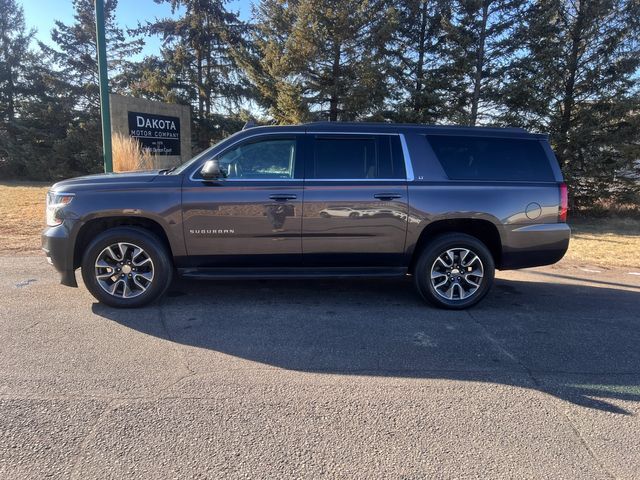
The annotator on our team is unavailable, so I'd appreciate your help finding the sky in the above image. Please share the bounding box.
[20,0,255,59]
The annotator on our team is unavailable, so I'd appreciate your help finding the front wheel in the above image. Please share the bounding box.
[81,227,173,308]
[414,233,495,309]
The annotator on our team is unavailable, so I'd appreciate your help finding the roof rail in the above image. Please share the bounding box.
[301,121,527,133]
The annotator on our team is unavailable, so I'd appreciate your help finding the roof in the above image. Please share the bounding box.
[240,121,547,139]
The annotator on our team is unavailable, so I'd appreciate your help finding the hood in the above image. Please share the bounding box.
[51,170,161,191]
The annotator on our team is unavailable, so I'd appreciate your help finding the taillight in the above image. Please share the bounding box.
[559,182,568,222]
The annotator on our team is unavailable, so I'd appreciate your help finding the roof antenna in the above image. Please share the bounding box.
[242,118,257,130]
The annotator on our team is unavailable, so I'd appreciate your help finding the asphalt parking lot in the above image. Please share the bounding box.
[1,256,639,479]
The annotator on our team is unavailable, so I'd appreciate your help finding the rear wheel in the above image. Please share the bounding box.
[414,233,495,309]
[81,227,173,308]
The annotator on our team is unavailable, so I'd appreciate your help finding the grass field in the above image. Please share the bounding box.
[1,182,638,269]
[0,182,49,255]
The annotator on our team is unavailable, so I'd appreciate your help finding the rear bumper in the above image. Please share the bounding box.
[499,223,570,270]
[42,225,78,287]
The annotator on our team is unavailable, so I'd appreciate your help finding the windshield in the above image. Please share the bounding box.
[168,130,244,175]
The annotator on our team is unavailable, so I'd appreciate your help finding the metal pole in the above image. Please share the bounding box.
[95,0,112,172]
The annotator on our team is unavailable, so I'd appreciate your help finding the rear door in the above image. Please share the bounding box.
[302,133,409,267]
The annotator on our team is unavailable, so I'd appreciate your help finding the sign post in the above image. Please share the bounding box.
[95,0,113,173]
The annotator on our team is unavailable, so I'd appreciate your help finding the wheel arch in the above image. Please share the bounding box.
[408,218,502,273]
[73,216,174,269]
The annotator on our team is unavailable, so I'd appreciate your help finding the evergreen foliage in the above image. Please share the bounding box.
[500,0,640,207]
[244,0,394,122]
[131,0,252,149]
[0,0,638,208]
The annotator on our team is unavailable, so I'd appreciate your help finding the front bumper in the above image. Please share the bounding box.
[42,225,78,287]
[499,223,571,270]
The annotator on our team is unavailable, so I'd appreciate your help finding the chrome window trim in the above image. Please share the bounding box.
[188,130,415,182]
[399,134,414,181]
[306,131,399,136]
[193,178,302,183]
[304,178,404,182]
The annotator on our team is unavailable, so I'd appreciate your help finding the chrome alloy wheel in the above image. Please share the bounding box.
[430,248,484,301]
[94,242,154,298]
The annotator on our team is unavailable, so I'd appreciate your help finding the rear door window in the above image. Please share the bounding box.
[308,135,406,180]
[426,135,555,181]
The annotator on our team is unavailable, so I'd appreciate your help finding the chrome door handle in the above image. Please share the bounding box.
[374,193,402,200]
[269,194,297,201]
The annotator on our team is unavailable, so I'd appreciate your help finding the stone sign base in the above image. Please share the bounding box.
[110,94,192,169]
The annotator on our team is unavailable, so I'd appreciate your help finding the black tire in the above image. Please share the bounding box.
[414,233,495,309]
[81,227,173,308]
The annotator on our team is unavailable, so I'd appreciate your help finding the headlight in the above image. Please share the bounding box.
[46,192,74,227]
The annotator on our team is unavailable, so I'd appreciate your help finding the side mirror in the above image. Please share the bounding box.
[200,159,225,180]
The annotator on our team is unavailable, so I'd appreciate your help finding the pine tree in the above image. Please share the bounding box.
[0,0,64,179]
[35,0,143,176]
[246,0,394,122]
[385,0,452,123]
[502,0,640,207]
[0,0,35,143]
[41,0,143,111]
[232,0,308,123]
[441,0,527,125]
[132,0,251,149]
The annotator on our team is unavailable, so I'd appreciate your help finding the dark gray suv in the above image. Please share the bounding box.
[42,122,570,309]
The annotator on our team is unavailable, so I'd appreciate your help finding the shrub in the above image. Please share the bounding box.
[112,133,158,172]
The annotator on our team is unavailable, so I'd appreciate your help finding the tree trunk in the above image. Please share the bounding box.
[558,2,585,165]
[196,48,204,120]
[204,12,212,118]
[0,37,15,125]
[329,44,341,121]
[470,0,490,126]
[414,0,429,113]
[204,46,212,117]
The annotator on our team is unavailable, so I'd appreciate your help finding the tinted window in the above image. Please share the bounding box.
[426,135,555,181]
[217,138,296,179]
[309,136,405,180]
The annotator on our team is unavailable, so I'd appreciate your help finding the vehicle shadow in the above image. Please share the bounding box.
[93,275,640,414]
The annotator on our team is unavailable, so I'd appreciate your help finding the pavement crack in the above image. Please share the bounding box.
[466,310,537,384]
[156,299,195,394]
[157,370,197,396]
[466,310,616,479]
[23,321,40,332]
[554,406,617,479]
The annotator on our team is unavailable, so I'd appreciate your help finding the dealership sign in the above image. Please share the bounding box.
[128,111,181,156]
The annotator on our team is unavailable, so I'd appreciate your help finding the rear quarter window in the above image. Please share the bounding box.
[426,135,555,182]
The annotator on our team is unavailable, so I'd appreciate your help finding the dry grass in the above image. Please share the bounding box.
[1,182,639,268]
[0,182,50,254]
[112,132,158,172]
[560,217,640,270]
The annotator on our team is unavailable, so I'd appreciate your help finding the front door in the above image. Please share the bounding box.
[182,134,303,267]
[302,133,409,267]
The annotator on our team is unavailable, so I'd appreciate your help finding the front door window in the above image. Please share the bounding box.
[217,138,296,179]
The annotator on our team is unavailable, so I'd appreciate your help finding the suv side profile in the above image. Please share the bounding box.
[42,122,570,309]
